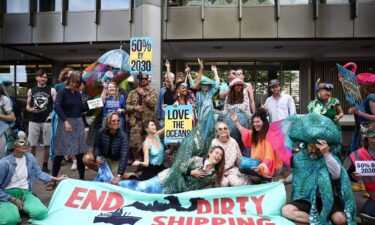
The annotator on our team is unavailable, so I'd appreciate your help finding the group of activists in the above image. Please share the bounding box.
[0,59,374,225]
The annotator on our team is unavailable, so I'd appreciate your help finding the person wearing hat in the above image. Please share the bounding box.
[0,79,16,159]
[195,63,220,120]
[223,77,252,152]
[348,122,375,225]
[281,114,356,225]
[0,131,67,225]
[264,79,296,123]
[126,72,157,162]
[308,82,344,127]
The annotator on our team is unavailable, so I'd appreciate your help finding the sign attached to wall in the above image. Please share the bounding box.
[164,105,193,144]
[87,98,104,110]
[31,179,294,225]
[129,37,153,75]
[355,161,375,176]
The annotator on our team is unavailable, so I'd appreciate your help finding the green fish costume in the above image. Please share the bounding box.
[288,114,356,225]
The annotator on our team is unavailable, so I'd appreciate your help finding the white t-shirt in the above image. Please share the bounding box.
[264,93,296,123]
[5,155,29,190]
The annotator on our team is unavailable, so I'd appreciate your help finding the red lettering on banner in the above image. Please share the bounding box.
[228,217,236,225]
[64,187,88,208]
[236,197,249,215]
[213,199,220,214]
[167,216,185,225]
[194,217,209,225]
[256,218,275,225]
[221,198,234,214]
[81,190,107,210]
[152,216,167,225]
[237,217,256,225]
[197,200,211,214]
[212,217,226,225]
[251,195,265,215]
[101,192,124,211]
[186,217,193,225]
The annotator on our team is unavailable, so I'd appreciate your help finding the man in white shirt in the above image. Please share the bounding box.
[264,79,296,123]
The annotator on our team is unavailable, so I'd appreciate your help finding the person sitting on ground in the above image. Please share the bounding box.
[83,112,129,185]
[98,146,225,194]
[132,120,165,180]
[348,122,375,225]
[0,131,67,225]
[231,109,283,180]
[210,122,250,187]
[281,114,356,225]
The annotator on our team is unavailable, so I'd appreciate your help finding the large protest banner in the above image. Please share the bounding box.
[337,63,362,109]
[130,37,153,75]
[31,179,294,225]
[164,105,193,144]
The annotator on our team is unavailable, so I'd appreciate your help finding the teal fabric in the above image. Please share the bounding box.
[289,114,356,225]
[145,135,164,166]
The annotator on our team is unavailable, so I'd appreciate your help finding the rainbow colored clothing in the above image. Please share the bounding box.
[240,128,283,177]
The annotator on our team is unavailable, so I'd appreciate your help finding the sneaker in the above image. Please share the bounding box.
[42,163,49,173]
[70,160,77,171]
[360,213,375,225]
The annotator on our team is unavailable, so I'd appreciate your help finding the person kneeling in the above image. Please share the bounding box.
[83,112,129,185]
[0,131,66,225]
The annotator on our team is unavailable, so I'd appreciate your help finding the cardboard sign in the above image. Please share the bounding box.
[87,98,104,109]
[164,105,193,144]
[31,179,294,225]
[129,37,153,75]
[355,161,375,176]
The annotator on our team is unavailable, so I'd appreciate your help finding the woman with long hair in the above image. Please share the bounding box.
[231,110,283,178]
[98,146,225,194]
[132,120,165,180]
[210,122,250,186]
[101,81,126,131]
[222,78,252,152]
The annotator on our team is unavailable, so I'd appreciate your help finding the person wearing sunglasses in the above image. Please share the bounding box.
[210,122,250,187]
[308,82,344,128]
[126,72,157,162]
[0,131,67,225]
[83,112,129,185]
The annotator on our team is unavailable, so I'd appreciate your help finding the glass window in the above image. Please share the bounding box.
[6,0,29,13]
[243,0,275,6]
[68,0,95,11]
[101,0,129,10]
[204,0,239,6]
[280,0,311,5]
[320,0,350,4]
[358,0,375,3]
[280,61,300,113]
[38,0,62,12]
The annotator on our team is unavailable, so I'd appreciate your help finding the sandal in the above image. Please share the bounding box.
[45,181,57,191]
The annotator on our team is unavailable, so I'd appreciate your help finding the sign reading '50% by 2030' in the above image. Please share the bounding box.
[130,37,153,75]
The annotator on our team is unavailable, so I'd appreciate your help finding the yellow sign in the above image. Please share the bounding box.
[130,37,153,75]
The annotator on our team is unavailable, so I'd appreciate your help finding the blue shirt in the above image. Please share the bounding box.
[0,152,51,201]
[156,87,167,120]
[103,95,125,117]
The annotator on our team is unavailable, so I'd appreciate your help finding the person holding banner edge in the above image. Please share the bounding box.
[348,122,375,224]
[0,131,67,225]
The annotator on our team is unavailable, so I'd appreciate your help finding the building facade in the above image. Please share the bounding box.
[0,0,374,121]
